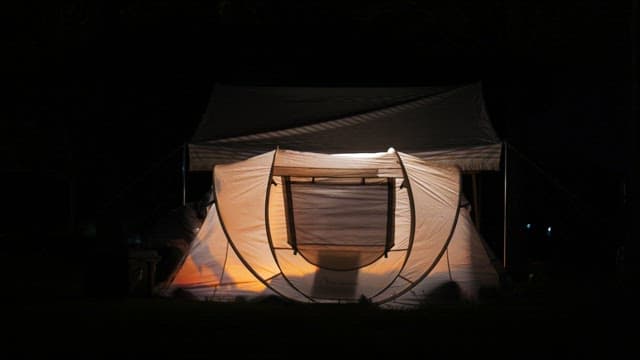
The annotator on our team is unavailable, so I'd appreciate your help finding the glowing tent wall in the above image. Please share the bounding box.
[163,150,499,308]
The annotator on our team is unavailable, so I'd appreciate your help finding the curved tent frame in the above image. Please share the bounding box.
[209,148,462,304]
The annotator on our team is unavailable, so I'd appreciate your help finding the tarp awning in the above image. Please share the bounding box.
[189,83,502,172]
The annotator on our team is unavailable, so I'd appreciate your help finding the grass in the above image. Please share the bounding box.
[2,251,631,358]
[7,292,627,359]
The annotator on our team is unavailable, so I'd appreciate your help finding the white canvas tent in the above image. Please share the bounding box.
[161,82,503,308]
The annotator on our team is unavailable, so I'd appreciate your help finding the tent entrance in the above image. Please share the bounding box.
[280,176,396,271]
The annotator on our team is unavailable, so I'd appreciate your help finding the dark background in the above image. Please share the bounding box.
[3,1,636,302]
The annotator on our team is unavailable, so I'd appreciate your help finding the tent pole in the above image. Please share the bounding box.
[181,143,187,207]
[502,142,508,270]
[471,172,481,231]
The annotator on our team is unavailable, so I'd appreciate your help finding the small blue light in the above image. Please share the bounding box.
[546,226,552,236]
[525,223,532,230]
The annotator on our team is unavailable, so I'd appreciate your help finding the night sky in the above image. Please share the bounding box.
[4,1,636,298]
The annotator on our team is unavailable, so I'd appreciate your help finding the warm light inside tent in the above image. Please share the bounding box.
[163,149,499,307]
[171,255,220,287]
[171,253,269,295]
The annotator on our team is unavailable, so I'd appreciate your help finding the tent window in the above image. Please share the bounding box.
[281,176,396,270]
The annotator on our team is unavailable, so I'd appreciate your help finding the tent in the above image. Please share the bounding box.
[160,82,503,308]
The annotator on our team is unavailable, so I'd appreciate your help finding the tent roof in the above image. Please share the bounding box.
[189,82,502,172]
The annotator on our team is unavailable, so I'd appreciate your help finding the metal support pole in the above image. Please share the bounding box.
[471,173,481,231]
[502,142,509,270]
[181,143,187,207]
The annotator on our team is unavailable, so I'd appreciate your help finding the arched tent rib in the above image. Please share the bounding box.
[372,153,462,304]
[264,149,412,301]
[368,149,417,301]
[213,151,294,300]
[263,150,316,302]
[170,149,487,306]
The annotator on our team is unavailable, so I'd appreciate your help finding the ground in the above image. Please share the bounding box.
[7,290,631,359]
